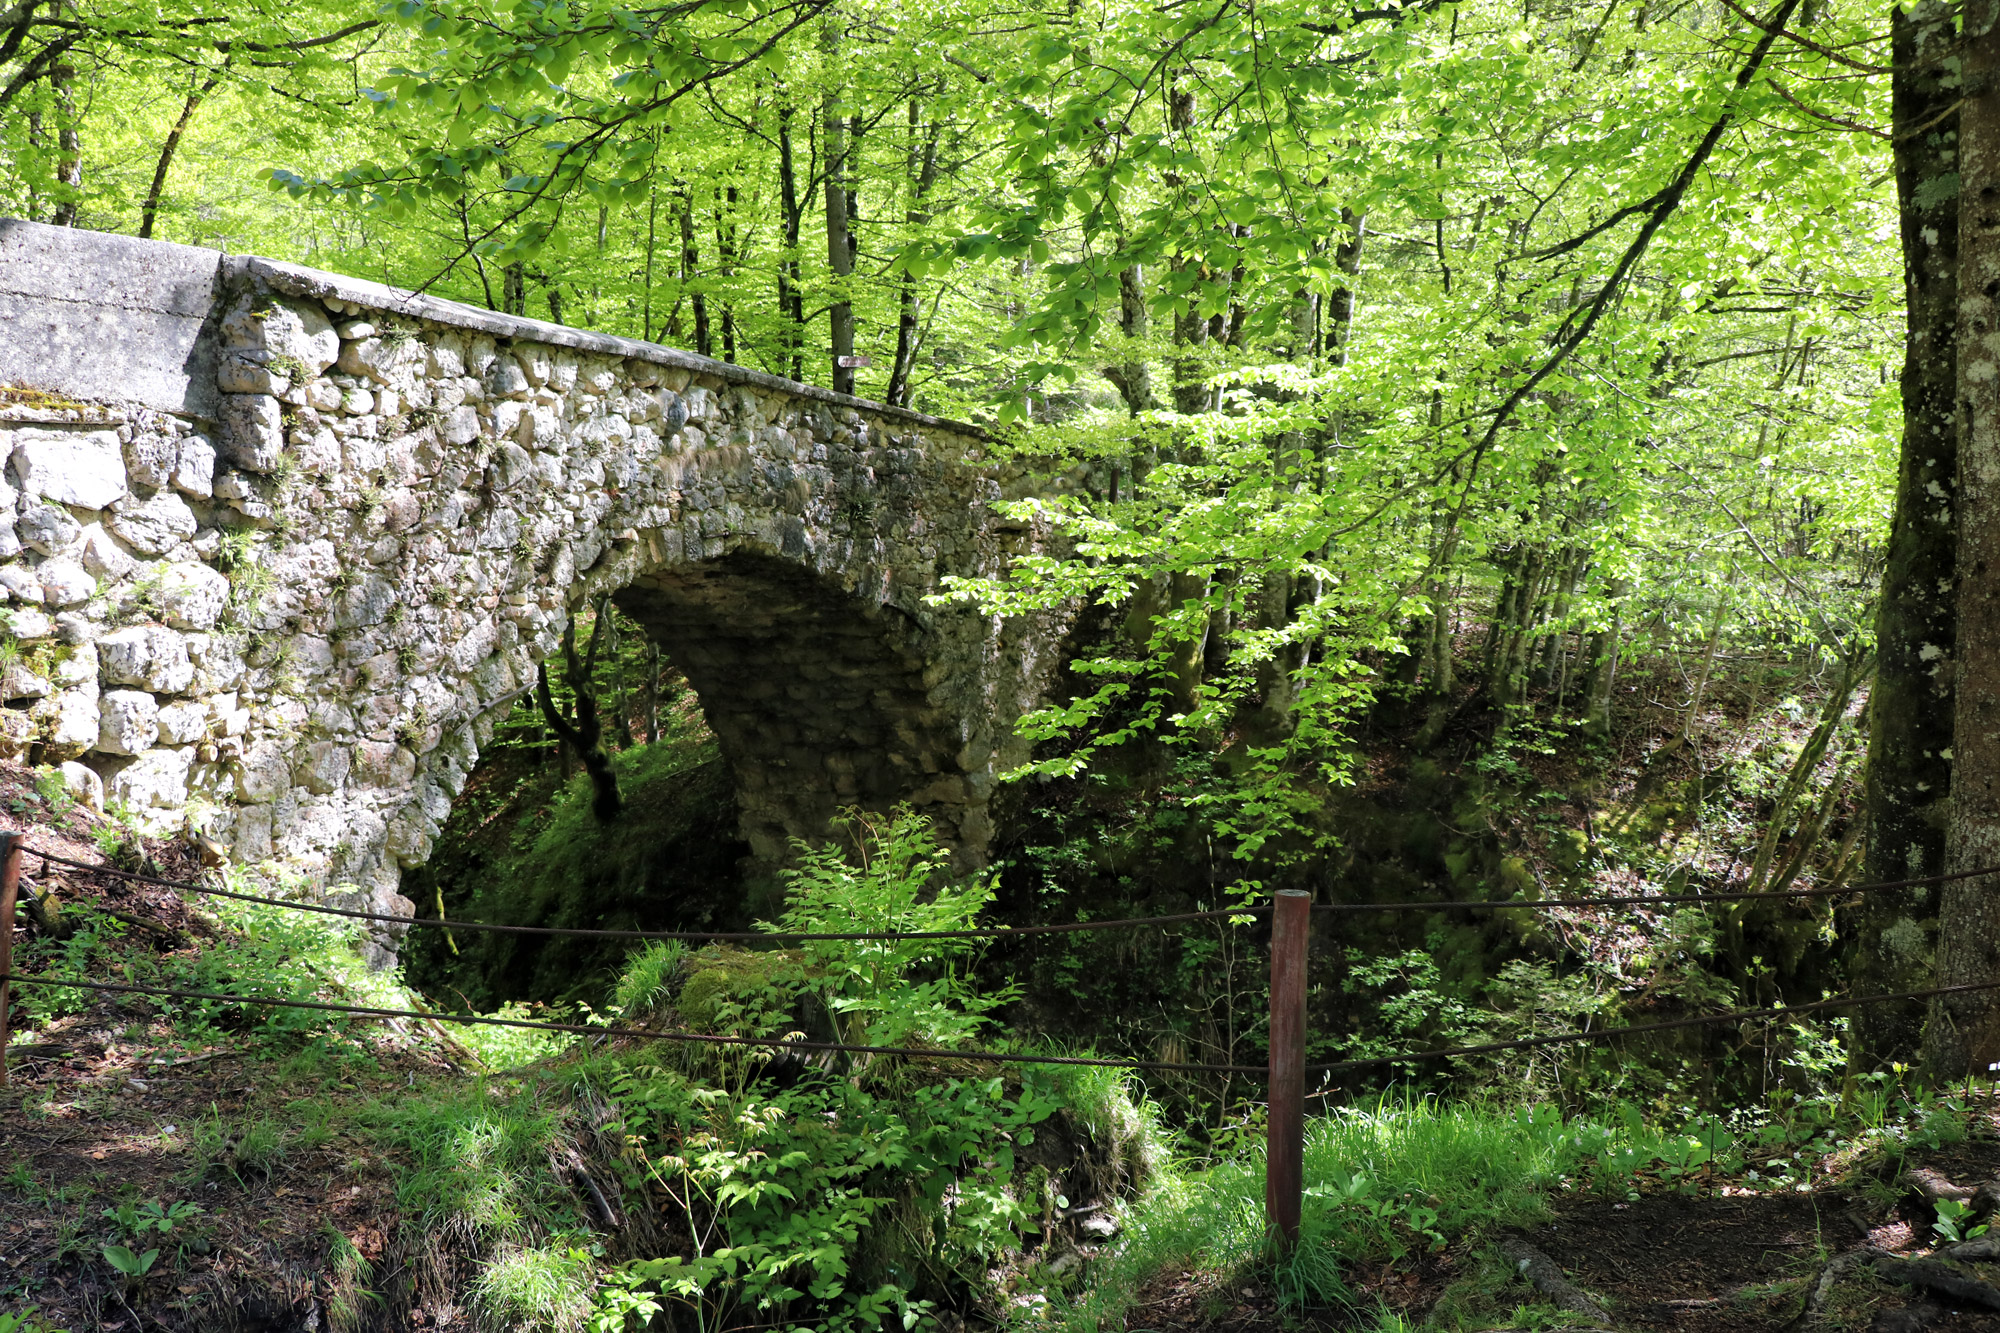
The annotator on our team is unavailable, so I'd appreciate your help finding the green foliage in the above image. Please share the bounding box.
[475,1244,596,1333]
[764,808,1017,1051]
[0,1310,69,1333]
[99,1243,159,1279]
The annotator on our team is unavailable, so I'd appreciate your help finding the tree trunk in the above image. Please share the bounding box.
[49,50,79,225]
[886,99,940,407]
[1580,576,1630,738]
[1327,209,1365,366]
[537,607,622,822]
[679,181,710,356]
[1927,0,2000,1082]
[717,186,739,363]
[139,71,221,240]
[1855,0,1960,1067]
[823,41,856,394]
[776,107,806,380]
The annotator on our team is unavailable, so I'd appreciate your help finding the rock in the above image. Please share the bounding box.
[6,608,53,640]
[125,431,181,489]
[37,556,94,608]
[0,565,43,604]
[9,428,128,510]
[0,708,33,761]
[343,387,375,415]
[234,739,290,802]
[217,352,291,395]
[354,740,417,787]
[156,561,230,630]
[442,405,481,445]
[37,686,99,760]
[98,688,161,755]
[297,740,351,794]
[97,625,194,693]
[108,490,198,556]
[0,661,49,699]
[18,503,82,556]
[173,435,217,498]
[338,337,401,384]
[0,524,20,560]
[220,296,339,376]
[485,356,531,401]
[58,759,103,810]
[218,394,285,472]
[155,700,208,745]
[79,523,138,579]
[51,639,95,685]
[110,746,193,809]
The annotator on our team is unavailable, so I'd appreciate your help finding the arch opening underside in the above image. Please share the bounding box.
[612,550,995,868]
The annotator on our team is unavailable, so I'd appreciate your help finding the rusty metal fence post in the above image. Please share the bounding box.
[1266,888,1310,1249]
[0,830,23,1088]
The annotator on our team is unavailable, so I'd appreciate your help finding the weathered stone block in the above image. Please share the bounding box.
[35,556,92,608]
[6,607,53,640]
[221,296,338,375]
[35,686,98,760]
[98,624,194,693]
[0,708,31,762]
[218,394,285,472]
[108,489,197,556]
[217,351,291,395]
[111,746,193,810]
[18,503,81,558]
[154,560,229,630]
[297,740,352,794]
[0,662,49,699]
[156,700,207,745]
[98,688,160,755]
[10,428,127,510]
[338,336,401,384]
[234,739,290,802]
[173,434,216,497]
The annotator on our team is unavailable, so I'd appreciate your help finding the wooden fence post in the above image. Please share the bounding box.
[0,830,22,1089]
[1266,888,1311,1249]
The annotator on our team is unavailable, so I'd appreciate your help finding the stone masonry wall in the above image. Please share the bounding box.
[0,219,1068,956]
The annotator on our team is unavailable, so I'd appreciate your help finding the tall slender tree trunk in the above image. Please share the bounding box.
[1856,0,1960,1067]
[139,70,221,240]
[886,99,940,407]
[822,22,857,395]
[49,50,79,225]
[776,107,806,380]
[677,179,710,356]
[1580,576,1630,738]
[1926,0,2000,1081]
[717,186,740,363]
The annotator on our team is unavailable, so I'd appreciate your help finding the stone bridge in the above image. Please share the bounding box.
[0,218,1068,935]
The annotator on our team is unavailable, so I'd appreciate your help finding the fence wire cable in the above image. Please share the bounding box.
[0,971,1269,1073]
[26,849,2000,945]
[5,970,2000,1082]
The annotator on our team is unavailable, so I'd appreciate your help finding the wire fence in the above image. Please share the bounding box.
[11,828,2000,1239]
[25,847,1995,944]
[4,838,1998,1078]
[4,969,1997,1080]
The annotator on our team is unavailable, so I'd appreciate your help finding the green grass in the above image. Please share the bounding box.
[1049,1095,1656,1328]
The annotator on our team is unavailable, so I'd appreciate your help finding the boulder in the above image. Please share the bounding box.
[58,759,104,811]
[110,746,193,809]
[155,700,209,745]
[37,556,94,608]
[218,394,285,473]
[0,708,33,761]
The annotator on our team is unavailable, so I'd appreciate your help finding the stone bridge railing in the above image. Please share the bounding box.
[0,218,1068,951]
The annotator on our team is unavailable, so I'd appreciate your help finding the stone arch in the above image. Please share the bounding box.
[0,218,1072,951]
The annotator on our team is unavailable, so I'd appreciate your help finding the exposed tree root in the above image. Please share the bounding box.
[1495,1236,1613,1326]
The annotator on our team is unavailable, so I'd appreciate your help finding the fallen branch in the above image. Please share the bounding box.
[1796,1246,1883,1326]
[1496,1237,1612,1324]
[1875,1255,2000,1311]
